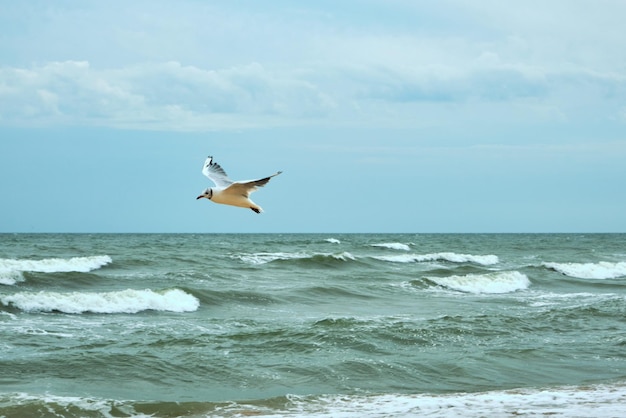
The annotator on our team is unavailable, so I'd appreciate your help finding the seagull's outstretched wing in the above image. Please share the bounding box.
[202,156,233,187]
[224,171,283,197]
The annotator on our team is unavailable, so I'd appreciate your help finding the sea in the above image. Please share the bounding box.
[1,233,625,417]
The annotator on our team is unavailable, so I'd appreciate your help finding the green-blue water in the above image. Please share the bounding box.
[1,234,625,417]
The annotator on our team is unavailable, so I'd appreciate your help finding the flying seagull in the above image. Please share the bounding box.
[196,156,282,213]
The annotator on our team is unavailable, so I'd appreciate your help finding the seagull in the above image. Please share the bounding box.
[196,156,282,213]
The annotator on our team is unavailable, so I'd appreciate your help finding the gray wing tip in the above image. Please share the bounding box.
[204,156,229,179]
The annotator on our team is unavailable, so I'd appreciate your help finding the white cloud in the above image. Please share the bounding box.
[0,61,338,130]
[1,56,623,131]
[1,1,625,131]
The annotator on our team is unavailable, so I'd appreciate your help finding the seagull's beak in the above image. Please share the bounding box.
[196,195,204,200]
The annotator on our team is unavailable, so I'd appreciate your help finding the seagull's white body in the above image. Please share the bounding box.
[196,156,282,213]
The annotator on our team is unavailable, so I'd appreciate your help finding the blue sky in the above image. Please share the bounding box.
[1,0,625,233]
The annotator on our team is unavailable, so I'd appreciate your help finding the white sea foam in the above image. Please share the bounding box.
[333,252,356,261]
[0,269,24,286]
[4,383,626,417]
[0,289,199,314]
[524,292,624,308]
[238,250,497,266]
[235,252,310,264]
[274,382,626,418]
[2,393,153,418]
[4,383,626,418]
[375,252,499,266]
[235,252,355,264]
[427,271,530,294]
[370,242,411,251]
[0,255,112,285]
[543,261,626,279]
[324,238,341,244]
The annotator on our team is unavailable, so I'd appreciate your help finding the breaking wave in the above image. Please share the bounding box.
[0,288,199,314]
[233,250,498,268]
[426,271,531,294]
[0,256,112,285]
[3,382,625,418]
[375,252,499,266]
[370,242,411,251]
[234,252,356,265]
[0,269,24,286]
[543,261,626,279]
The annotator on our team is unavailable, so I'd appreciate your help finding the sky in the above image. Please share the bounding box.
[1,0,625,233]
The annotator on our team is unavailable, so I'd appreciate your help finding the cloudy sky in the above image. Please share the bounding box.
[1,0,625,233]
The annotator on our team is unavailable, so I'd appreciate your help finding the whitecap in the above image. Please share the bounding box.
[426,252,499,265]
[234,251,356,265]
[234,252,309,265]
[374,252,498,266]
[0,269,24,286]
[333,252,356,261]
[427,271,530,294]
[370,242,411,251]
[543,261,626,279]
[325,238,341,244]
[0,288,199,314]
[374,254,422,263]
[0,255,112,285]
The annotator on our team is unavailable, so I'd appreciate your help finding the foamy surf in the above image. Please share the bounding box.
[0,288,199,314]
[234,252,311,264]
[427,271,531,294]
[375,252,499,266]
[234,252,356,265]
[0,269,24,286]
[276,382,626,417]
[0,255,112,285]
[524,292,625,308]
[5,382,624,418]
[370,242,411,251]
[543,261,626,279]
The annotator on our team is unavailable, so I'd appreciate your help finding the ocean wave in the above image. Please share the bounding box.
[523,292,625,309]
[324,238,341,244]
[235,252,308,264]
[0,269,24,286]
[0,255,112,285]
[375,252,499,266]
[426,271,530,294]
[543,261,626,279]
[233,250,497,267]
[370,242,411,251]
[0,288,199,314]
[280,383,626,417]
[0,393,125,418]
[3,382,625,418]
[234,252,357,265]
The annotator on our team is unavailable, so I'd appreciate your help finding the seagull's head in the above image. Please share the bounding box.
[196,188,213,200]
